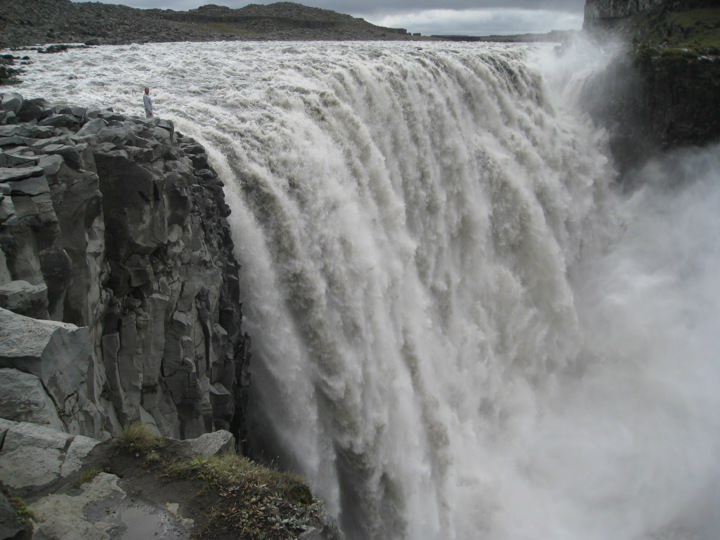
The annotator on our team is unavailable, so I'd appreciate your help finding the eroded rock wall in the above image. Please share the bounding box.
[0,92,248,441]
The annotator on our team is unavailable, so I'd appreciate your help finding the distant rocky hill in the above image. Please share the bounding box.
[0,0,418,47]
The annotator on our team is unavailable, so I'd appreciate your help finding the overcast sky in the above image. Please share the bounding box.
[74,0,587,35]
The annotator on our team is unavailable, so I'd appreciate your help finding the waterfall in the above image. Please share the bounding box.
[19,40,720,540]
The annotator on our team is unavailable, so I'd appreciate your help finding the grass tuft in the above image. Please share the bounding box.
[74,467,103,488]
[118,422,164,455]
[10,496,37,525]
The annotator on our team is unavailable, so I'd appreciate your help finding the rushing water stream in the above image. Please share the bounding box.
[17,40,720,540]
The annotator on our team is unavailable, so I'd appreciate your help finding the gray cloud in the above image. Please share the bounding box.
[367,9,583,36]
[300,0,585,13]
[74,0,586,35]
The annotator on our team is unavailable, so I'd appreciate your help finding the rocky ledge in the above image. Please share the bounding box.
[0,419,341,540]
[0,91,249,444]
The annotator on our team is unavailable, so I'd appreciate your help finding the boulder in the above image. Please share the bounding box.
[0,280,48,318]
[0,165,44,183]
[0,368,63,430]
[0,308,107,438]
[17,97,49,122]
[0,418,99,489]
[177,429,235,457]
[0,92,22,114]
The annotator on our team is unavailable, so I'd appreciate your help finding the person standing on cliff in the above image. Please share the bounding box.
[143,87,153,118]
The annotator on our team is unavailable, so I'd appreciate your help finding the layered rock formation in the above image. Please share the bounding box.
[0,92,248,442]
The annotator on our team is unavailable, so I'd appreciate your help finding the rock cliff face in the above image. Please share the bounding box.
[0,92,248,442]
[581,0,720,173]
[584,0,718,32]
[585,0,666,25]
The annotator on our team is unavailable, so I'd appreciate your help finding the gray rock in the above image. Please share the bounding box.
[17,97,49,122]
[7,174,51,196]
[0,280,48,318]
[30,472,192,540]
[0,165,44,183]
[37,153,64,176]
[0,418,98,489]
[0,368,63,430]
[39,114,79,129]
[0,124,56,140]
[0,308,104,438]
[0,151,36,167]
[30,472,126,540]
[178,429,235,457]
[61,434,103,477]
[0,192,15,223]
[76,118,108,137]
[0,92,23,114]
[0,135,26,147]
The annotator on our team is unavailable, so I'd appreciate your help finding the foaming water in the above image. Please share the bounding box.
[15,41,720,540]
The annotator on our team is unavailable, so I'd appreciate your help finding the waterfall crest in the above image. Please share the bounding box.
[190,43,615,540]
[19,41,720,540]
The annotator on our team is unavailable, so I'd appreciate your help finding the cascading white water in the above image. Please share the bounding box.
[17,40,720,540]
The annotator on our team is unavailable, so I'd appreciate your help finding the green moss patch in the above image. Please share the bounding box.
[167,453,323,540]
[629,7,720,52]
[74,467,103,489]
[9,496,37,525]
[118,422,165,455]
[666,9,720,46]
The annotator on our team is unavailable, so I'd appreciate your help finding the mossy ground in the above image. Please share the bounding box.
[9,496,37,525]
[628,7,720,54]
[664,9,720,49]
[73,467,103,488]
[167,453,323,540]
[83,423,325,540]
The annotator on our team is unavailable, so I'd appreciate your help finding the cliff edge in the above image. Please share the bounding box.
[0,91,249,444]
